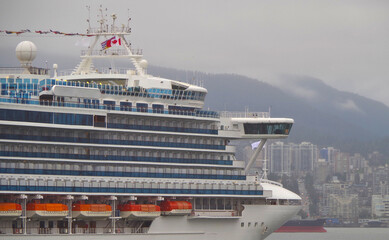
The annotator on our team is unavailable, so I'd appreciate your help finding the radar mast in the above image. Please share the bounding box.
[73,6,146,76]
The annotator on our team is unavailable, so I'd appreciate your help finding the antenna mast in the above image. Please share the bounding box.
[73,6,145,76]
[111,14,117,32]
[86,5,91,31]
[98,5,107,32]
[127,9,132,30]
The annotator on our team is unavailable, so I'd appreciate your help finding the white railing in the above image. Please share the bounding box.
[0,227,149,235]
[0,68,26,75]
[58,68,132,76]
[0,67,49,75]
[219,111,270,118]
[71,227,149,234]
[58,69,74,76]
[87,26,131,34]
[81,49,143,57]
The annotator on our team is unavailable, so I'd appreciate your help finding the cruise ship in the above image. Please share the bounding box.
[0,10,301,240]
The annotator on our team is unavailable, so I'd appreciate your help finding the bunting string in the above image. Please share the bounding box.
[0,29,94,37]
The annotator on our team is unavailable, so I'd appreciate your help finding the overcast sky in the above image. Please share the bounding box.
[1,0,388,106]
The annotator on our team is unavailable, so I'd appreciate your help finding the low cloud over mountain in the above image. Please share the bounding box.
[150,66,389,154]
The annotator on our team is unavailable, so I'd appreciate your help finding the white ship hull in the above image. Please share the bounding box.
[2,204,300,240]
[0,8,301,240]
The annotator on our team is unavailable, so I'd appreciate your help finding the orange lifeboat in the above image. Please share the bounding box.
[26,203,68,219]
[160,201,192,216]
[118,204,161,219]
[0,203,22,219]
[72,204,112,219]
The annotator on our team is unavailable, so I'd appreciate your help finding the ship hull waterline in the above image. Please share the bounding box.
[1,205,300,240]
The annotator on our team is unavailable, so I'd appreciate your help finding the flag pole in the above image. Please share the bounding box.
[262,145,268,179]
[245,139,267,174]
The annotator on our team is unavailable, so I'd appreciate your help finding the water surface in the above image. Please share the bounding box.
[267,227,389,240]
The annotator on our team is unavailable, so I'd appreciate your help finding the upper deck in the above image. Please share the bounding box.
[0,73,293,140]
[0,10,293,140]
[0,67,49,76]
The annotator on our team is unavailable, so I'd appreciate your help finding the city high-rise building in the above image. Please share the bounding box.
[372,166,389,195]
[371,195,389,219]
[269,141,292,175]
[297,142,317,173]
[328,193,359,223]
[268,141,317,176]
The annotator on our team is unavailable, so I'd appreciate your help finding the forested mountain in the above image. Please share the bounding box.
[149,66,389,156]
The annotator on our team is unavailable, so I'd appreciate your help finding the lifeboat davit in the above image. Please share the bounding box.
[72,204,112,219]
[160,201,192,216]
[26,203,68,219]
[118,204,161,219]
[0,203,22,219]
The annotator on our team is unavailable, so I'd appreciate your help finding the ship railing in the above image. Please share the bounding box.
[58,67,132,76]
[70,227,148,234]
[1,227,147,235]
[0,96,219,119]
[57,69,74,76]
[72,227,118,234]
[128,227,149,234]
[0,228,24,234]
[38,228,61,234]
[0,67,49,75]
[87,26,131,34]
[219,111,270,118]
[81,49,143,57]
[9,227,62,235]
[0,67,26,75]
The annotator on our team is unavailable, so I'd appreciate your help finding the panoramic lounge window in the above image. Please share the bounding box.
[243,123,292,135]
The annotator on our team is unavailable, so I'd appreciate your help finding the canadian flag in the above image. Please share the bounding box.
[101,36,121,49]
[111,36,121,46]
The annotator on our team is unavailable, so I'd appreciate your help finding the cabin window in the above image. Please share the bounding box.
[120,102,132,111]
[103,100,116,110]
[136,103,148,112]
[152,104,164,113]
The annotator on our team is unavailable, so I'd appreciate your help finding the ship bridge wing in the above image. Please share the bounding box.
[219,115,294,140]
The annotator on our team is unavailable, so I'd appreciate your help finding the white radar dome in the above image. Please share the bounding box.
[140,59,148,69]
[15,41,37,67]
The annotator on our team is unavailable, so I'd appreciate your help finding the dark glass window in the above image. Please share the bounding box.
[120,102,132,111]
[0,109,92,126]
[54,113,93,126]
[152,104,164,113]
[243,123,292,135]
[0,109,52,123]
[103,100,116,110]
[136,103,148,112]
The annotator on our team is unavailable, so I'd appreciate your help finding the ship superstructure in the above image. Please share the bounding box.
[0,9,301,240]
